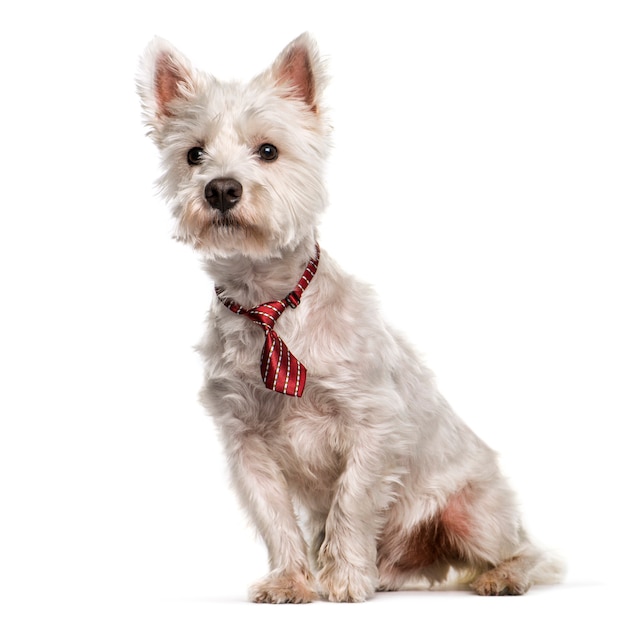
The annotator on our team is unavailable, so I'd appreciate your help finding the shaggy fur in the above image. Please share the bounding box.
[137,33,563,602]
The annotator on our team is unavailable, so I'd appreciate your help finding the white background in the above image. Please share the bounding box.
[1,1,624,624]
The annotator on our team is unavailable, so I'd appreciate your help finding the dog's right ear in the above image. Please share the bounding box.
[137,37,197,134]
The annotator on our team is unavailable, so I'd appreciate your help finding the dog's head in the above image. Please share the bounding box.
[137,34,330,259]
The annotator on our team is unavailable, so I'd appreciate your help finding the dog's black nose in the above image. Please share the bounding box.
[205,178,243,213]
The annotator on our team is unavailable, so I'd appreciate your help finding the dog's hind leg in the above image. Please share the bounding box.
[377,479,563,595]
[449,482,564,595]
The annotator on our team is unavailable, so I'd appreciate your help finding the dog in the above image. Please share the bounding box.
[137,33,562,602]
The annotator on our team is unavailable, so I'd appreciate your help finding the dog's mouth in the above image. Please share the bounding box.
[212,212,245,230]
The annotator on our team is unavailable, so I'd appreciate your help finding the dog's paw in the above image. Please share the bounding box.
[249,571,318,604]
[470,569,531,596]
[318,562,376,603]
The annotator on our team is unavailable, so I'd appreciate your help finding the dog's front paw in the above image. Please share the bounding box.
[317,557,376,603]
[317,538,377,602]
[249,570,318,604]
[318,564,376,602]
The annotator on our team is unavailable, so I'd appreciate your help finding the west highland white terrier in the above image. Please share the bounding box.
[137,33,562,602]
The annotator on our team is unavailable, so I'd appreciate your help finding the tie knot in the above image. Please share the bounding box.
[245,300,287,331]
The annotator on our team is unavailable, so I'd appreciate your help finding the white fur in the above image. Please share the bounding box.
[137,33,563,602]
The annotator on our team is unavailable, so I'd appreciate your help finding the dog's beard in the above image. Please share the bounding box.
[175,197,271,255]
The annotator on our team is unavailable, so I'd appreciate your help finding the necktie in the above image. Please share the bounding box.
[216,244,320,397]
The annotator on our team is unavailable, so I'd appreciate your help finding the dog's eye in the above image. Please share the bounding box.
[187,147,205,165]
[258,143,279,162]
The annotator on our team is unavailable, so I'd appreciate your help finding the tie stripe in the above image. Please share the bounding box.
[217,244,320,397]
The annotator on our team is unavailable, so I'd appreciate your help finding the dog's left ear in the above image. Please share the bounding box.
[268,33,327,113]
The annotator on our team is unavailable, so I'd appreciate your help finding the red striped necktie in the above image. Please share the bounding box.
[215,244,320,397]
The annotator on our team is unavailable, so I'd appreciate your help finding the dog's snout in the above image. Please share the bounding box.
[205,178,243,213]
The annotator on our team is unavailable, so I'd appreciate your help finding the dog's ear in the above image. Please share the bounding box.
[268,33,327,113]
[137,37,197,132]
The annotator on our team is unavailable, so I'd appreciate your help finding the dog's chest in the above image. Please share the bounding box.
[207,296,350,493]
[272,402,346,497]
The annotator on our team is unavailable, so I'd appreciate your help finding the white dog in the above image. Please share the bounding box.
[137,33,562,602]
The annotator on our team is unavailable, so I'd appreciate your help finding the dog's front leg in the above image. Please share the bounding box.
[227,430,317,603]
[317,429,387,602]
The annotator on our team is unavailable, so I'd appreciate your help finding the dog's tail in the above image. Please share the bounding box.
[530,548,566,586]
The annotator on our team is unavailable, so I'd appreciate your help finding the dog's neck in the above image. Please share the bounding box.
[203,235,318,309]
